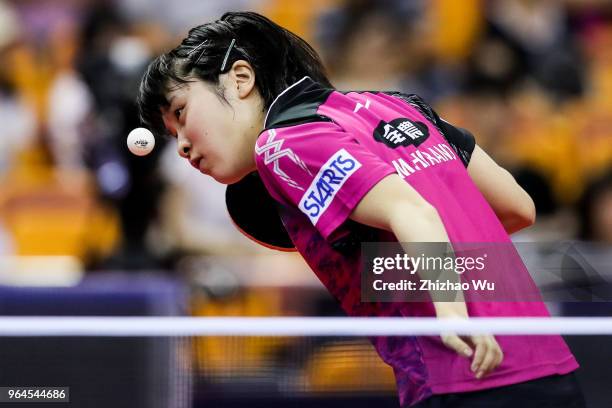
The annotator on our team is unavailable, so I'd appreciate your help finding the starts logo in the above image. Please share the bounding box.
[373,118,429,148]
[299,149,361,225]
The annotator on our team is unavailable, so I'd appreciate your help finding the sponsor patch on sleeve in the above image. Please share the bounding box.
[298,148,361,226]
[373,118,429,148]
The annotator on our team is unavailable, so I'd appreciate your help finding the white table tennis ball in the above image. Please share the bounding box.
[127,127,155,156]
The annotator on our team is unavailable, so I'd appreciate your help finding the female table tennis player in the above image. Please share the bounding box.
[137,11,585,407]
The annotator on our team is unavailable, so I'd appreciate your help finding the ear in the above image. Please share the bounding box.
[228,60,256,99]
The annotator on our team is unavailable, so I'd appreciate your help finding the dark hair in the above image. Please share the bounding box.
[137,11,333,137]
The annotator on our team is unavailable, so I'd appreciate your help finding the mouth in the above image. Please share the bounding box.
[189,158,202,171]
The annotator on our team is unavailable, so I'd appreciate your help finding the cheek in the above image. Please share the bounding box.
[193,113,230,144]
[209,122,240,155]
[185,116,216,149]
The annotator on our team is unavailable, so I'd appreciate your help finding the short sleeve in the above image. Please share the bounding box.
[431,112,476,168]
[255,122,396,241]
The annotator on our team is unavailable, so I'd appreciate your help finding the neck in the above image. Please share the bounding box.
[244,108,266,173]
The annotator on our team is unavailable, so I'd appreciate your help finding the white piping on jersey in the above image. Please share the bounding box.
[255,128,312,191]
[263,76,311,127]
[353,98,371,113]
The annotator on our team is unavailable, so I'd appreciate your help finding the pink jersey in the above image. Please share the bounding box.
[254,77,578,407]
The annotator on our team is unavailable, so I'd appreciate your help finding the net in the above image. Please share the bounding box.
[193,335,397,405]
[0,317,611,407]
[0,335,192,408]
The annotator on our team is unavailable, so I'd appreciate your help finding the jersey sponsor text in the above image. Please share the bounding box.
[392,143,457,178]
[299,149,361,225]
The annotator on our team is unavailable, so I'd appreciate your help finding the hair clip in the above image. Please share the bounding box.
[220,38,236,72]
[187,40,209,64]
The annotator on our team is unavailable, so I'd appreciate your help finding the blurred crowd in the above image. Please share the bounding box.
[0,0,611,272]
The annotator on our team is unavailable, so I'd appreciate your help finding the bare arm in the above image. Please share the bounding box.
[349,174,503,378]
[349,174,449,242]
[468,145,536,234]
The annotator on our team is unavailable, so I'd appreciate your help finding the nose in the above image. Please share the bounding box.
[177,136,191,159]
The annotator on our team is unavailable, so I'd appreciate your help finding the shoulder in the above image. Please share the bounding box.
[385,92,476,167]
[254,121,351,193]
[264,76,335,129]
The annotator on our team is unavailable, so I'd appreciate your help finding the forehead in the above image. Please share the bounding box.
[165,79,220,106]
[165,81,191,104]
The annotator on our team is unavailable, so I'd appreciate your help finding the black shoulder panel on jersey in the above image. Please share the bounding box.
[435,117,476,168]
[265,77,334,129]
[384,92,476,167]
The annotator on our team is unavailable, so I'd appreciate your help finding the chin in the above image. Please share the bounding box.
[210,170,244,185]
[209,162,253,185]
